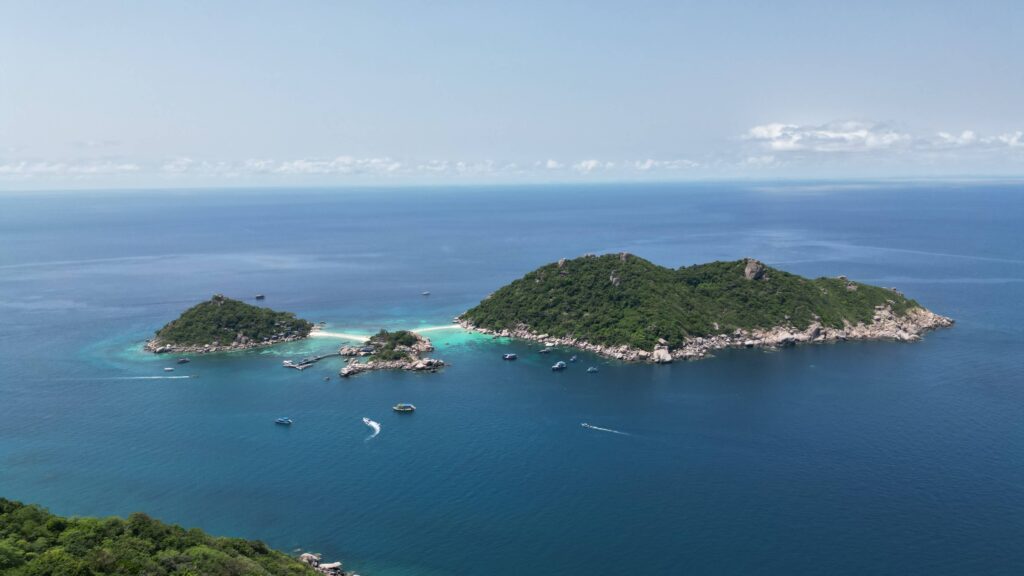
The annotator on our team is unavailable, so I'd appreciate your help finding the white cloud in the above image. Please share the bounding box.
[936,130,978,146]
[573,159,602,173]
[745,121,911,153]
[633,158,698,171]
[544,159,563,169]
[0,161,140,176]
[995,131,1023,147]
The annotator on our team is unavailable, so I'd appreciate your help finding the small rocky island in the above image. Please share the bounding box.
[338,329,445,377]
[458,254,954,363]
[146,294,313,354]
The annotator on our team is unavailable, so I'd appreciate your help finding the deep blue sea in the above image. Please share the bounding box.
[1,182,1022,575]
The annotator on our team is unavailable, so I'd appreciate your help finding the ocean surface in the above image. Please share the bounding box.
[0,182,1022,575]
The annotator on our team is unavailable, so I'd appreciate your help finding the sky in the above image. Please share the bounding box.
[1,0,1022,189]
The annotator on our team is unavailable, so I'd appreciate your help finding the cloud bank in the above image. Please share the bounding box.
[1,120,1021,188]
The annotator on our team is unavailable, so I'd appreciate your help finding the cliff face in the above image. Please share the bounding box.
[458,254,953,362]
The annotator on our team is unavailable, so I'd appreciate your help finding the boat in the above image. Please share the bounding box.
[587,366,599,373]
[323,376,330,381]
[538,348,551,354]
[275,417,292,425]
[176,357,191,364]
[421,291,431,296]
[163,367,174,372]
[569,355,578,363]
[362,417,381,436]
[503,353,517,360]
[552,361,567,371]
[393,403,416,413]
[255,294,265,300]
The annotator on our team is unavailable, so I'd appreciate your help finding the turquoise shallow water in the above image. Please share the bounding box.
[1,182,1023,575]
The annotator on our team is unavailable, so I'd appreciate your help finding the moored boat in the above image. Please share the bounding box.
[176,357,191,364]
[503,353,517,360]
[569,355,578,363]
[587,366,599,373]
[552,361,567,371]
[538,348,551,354]
[275,417,292,425]
[393,403,416,413]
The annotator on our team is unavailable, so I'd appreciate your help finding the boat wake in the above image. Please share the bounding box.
[581,423,629,436]
[363,417,381,439]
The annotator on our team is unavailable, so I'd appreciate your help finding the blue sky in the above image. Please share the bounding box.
[1,0,1022,188]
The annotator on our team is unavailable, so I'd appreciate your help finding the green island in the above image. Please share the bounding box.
[145,294,313,354]
[0,498,321,576]
[458,254,953,362]
[338,329,445,377]
[365,329,421,361]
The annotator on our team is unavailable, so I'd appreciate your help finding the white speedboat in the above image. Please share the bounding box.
[363,417,381,436]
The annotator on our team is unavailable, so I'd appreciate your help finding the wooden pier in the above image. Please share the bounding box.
[282,353,339,371]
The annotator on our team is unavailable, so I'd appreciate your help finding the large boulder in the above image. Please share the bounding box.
[651,345,673,364]
[743,258,767,280]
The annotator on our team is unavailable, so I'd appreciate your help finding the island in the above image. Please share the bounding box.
[0,497,352,575]
[338,329,445,377]
[457,254,954,362]
[145,294,313,354]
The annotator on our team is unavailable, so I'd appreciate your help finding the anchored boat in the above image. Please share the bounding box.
[552,361,567,371]
[503,353,517,360]
[275,417,293,425]
[393,403,416,413]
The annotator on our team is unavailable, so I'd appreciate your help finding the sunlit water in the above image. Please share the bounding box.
[1,182,1022,575]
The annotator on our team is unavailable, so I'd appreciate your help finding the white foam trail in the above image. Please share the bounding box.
[581,423,629,436]
[363,417,381,439]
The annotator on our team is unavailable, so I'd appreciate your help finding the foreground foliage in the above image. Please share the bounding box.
[461,254,921,350]
[152,294,313,346]
[0,498,314,576]
[367,329,420,361]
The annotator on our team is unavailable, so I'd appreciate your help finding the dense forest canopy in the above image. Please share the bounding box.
[460,254,921,350]
[152,295,313,346]
[0,498,314,576]
[367,329,421,361]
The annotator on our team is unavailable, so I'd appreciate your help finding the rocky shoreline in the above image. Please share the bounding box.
[456,304,953,363]
[338,334,446,377]
[144,333,308,354]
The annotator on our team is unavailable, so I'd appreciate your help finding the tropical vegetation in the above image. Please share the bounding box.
[151,295,312,347]
[460,254,921,350]
[367,329,420,361]
[0,498,314,576]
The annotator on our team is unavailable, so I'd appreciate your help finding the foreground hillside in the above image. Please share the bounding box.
[459,254,952,361]
[146,294,313,354]
[0,498,315,576]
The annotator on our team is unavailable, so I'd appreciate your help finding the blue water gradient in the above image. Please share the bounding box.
[1,182,1022,575]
